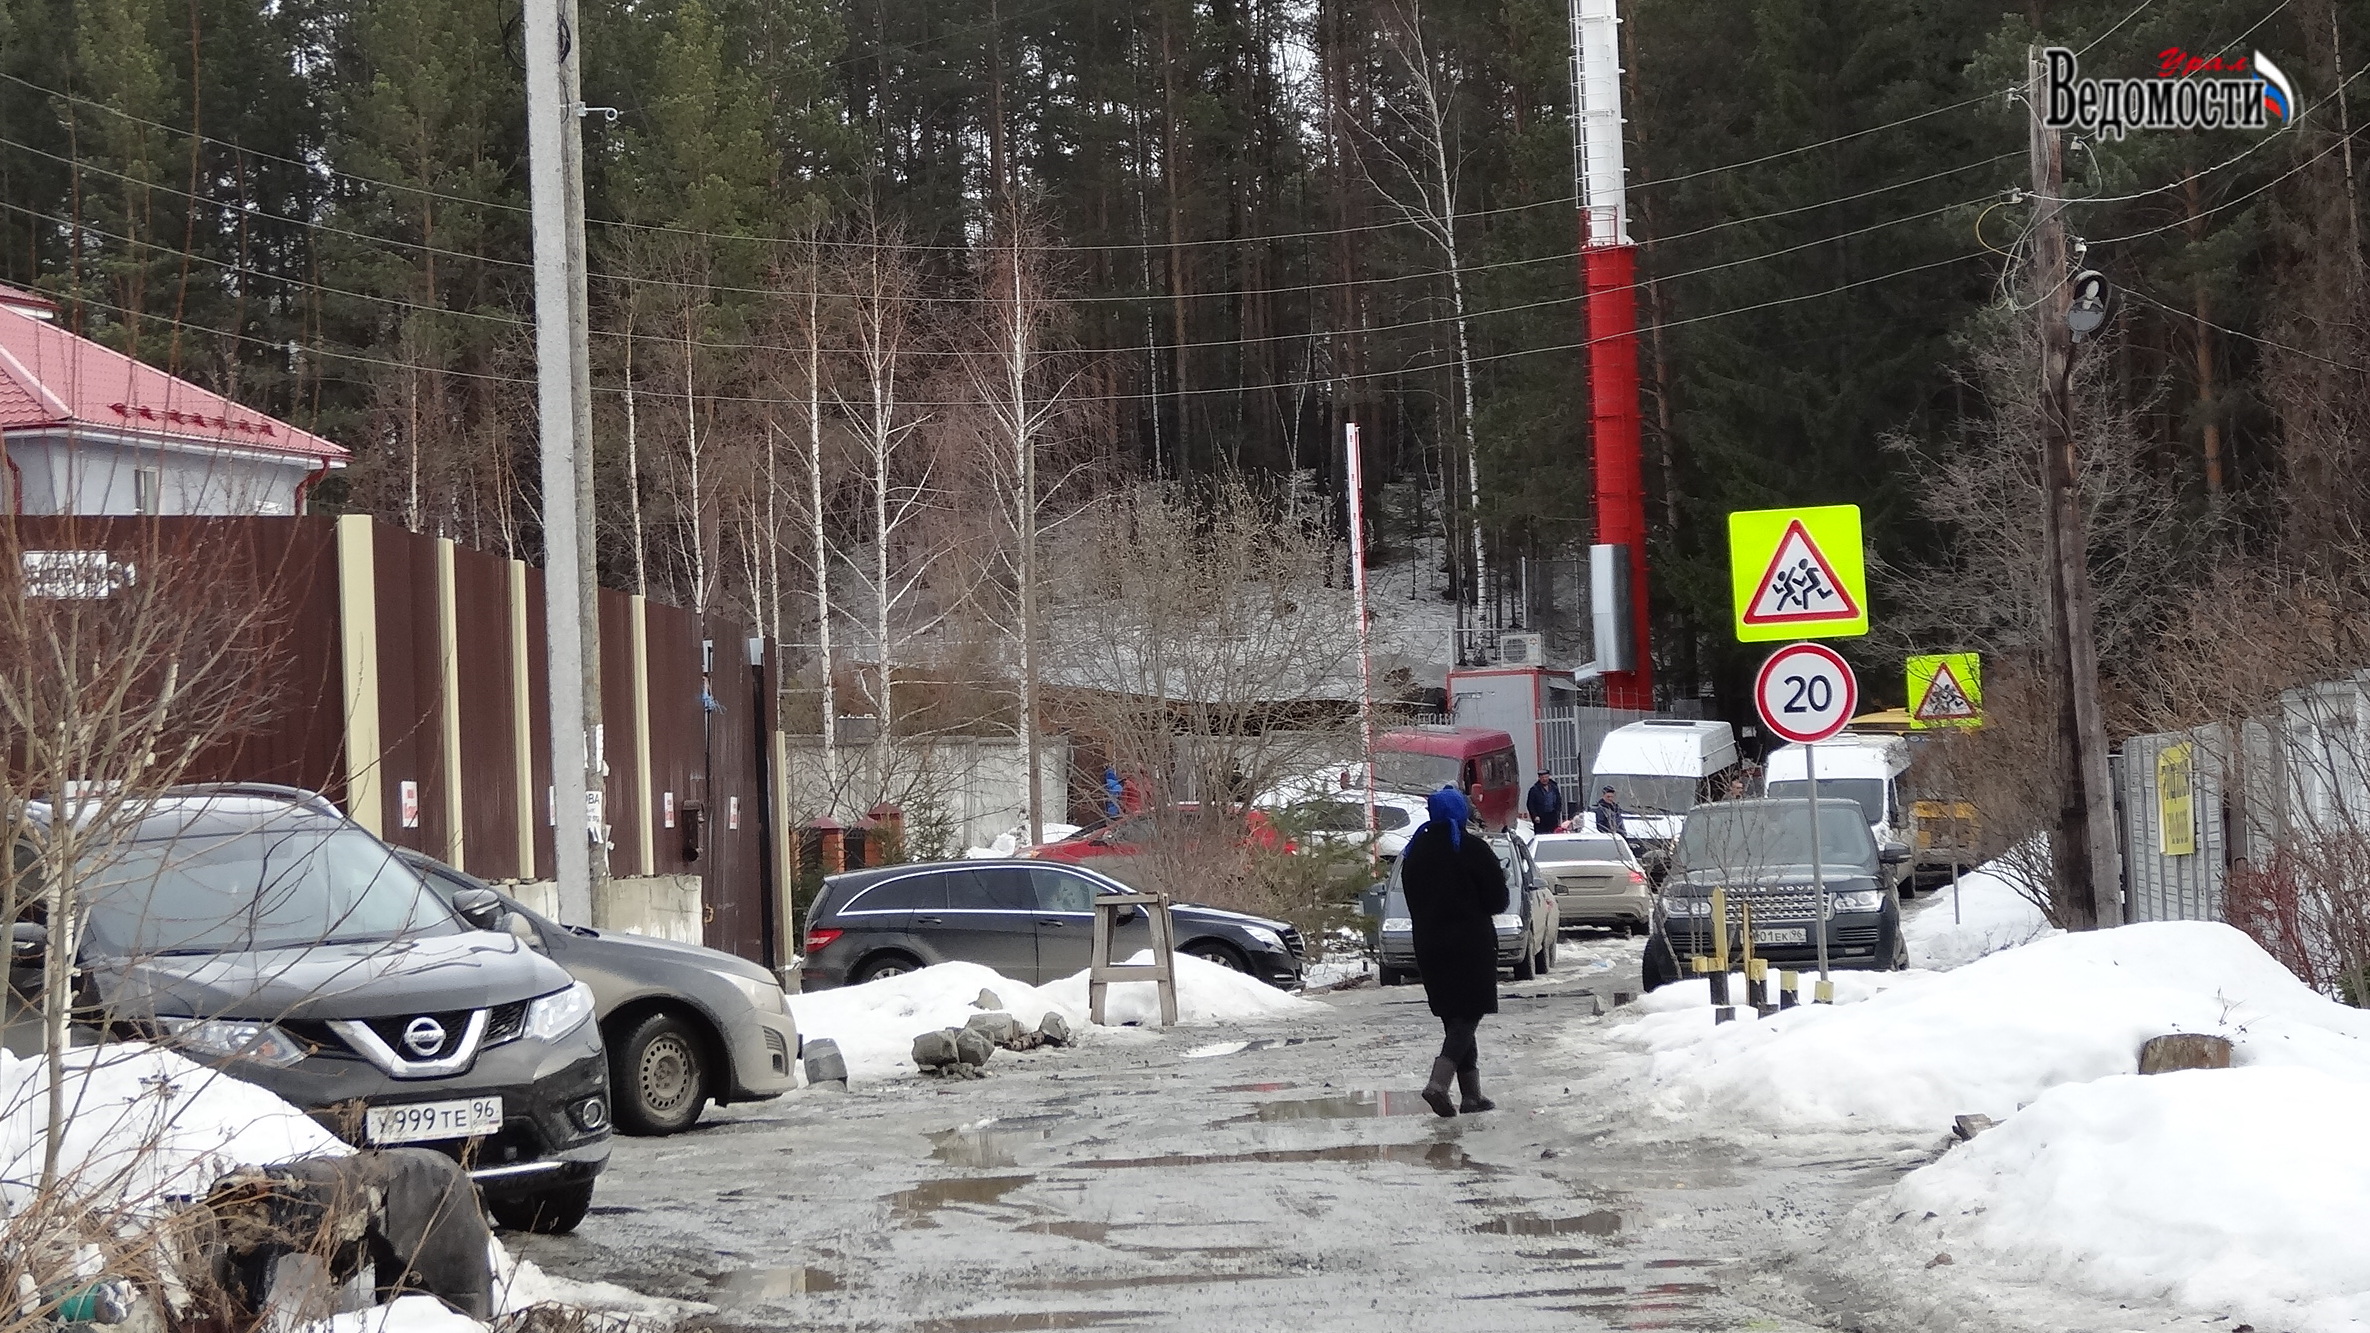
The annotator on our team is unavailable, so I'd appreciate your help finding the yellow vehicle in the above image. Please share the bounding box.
[1848,710,1982,887]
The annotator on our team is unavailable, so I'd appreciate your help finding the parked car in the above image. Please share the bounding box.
[9,789,610,1233]
[1641,798,1911,992]
[1028,805,1292,867]
[1374,834,1558,986]
[1374,726,1522,831]
[1588,718,1742,877]
[1530,830,1653,932]
[1278,792,1431,864]
[396,850,799,1138]
[798,860,1304,990]
[1764,733,1917,894]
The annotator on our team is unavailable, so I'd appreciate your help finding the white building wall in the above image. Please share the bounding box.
[6,431,316,515]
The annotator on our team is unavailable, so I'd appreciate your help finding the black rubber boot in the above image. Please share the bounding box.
[1456,1065,1494,1113]
[1421,1057,1459,1118]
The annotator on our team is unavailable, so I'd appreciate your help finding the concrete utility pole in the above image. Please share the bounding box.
[526,0,607,924]
[2027,48,2121,929]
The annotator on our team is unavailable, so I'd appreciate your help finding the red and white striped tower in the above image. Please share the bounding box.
[1571,0,1653,708]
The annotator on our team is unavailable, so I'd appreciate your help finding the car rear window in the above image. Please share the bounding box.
[1534,838,1628,864]
[843,872,947,913]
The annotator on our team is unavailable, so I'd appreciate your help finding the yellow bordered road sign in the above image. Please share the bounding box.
[1907,652,1982,729]
[1728,505,1868,641]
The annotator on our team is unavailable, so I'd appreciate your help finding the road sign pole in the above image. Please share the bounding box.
[1808,738,1830,999]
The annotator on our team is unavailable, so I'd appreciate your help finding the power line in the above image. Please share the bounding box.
[2125,286,2370,374]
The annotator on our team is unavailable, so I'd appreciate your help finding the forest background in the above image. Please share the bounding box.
[2,0,2367,758]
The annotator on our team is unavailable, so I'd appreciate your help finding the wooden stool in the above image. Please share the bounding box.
[1089,891,1179,1026]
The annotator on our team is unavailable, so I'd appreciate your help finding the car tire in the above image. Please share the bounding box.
[1889,929,1911,971]
[488,1181,595,1235]
[1377,964,1403,987]
[1184,941,1250,973]
[853,952,922,985]
[1510,943,1537,981]
[1641,932,1680,993]
[611,1011,709,1137]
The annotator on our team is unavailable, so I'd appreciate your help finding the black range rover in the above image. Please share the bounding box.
[1642,797,1911,991]
[11,791,611,1232]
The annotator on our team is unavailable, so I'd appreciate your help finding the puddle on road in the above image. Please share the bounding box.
[931,1121,1063,1169]
[1473,1210,1623,1237]
[915,1313,1155,1332]
[712,1266,840,1303]
[1179,1037,1313,1059]
[890,1174,1036,1226]
[1516,1252,1619,1266]
[1022,1219,1111,1242]
[1216,1081,1298,1093]
[1011,1272,1284,1292]
[1074,1141,1495,1173]
[1225,1091,1430,1123]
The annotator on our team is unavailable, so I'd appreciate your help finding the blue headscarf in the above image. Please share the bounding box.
[1427,786,1469,849]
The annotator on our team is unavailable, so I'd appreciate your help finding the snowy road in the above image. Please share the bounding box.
[506,920,2233,1333]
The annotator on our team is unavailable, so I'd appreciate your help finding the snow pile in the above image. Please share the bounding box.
[964,823,1082,858]
[491,1242,713,1329]
[1902,865,2058,969]
[0,1045,348,1212]
[1609,921,2370,1132]
[314,1296,486,1333]
[793,956,1320,1083]
[1887,1065,2370,1331]
[1039,950,1319,1026]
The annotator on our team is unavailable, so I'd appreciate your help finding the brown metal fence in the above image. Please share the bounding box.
[4,514,786,968]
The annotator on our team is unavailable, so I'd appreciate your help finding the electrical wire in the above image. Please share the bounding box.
[2123,286,2370,374]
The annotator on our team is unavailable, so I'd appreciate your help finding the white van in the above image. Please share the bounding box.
[1587,720,1741,870]
[1763,733,1916,891]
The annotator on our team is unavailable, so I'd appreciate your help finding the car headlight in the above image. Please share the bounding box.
[1380,917,1413,933]
[1833,889,1889,913]
[157,1018,308,1069]
[1491,914,1522,931]
[714,968,788,1014]
[1241,925,1285,951]
[524,981,596,1042]
[1671,898,1714,917]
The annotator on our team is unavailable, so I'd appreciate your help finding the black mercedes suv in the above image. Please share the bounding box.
[8,789,610,1232]
[1641,797,1912,991]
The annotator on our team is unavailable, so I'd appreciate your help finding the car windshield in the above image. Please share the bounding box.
[1595,775,1699,815]
[1533,837,1628,864]
[78,824,461,955]
[1675,803,1875,874]
[1375,751,1460,792]
[1764,778,1886,826]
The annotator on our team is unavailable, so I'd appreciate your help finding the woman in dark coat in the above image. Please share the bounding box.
[1397,786,1510,1117]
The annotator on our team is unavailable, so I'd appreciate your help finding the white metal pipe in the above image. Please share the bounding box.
[1570,0,1632,246]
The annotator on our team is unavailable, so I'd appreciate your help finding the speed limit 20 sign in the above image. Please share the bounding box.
[1754,643,1859,744]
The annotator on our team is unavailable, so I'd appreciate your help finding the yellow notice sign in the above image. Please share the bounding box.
[1907,653,1982,729]
[2158,743,2197,856]
[1727,505,1868,642]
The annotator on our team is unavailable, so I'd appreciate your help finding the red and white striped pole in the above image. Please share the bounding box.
[1573,0,1654,709]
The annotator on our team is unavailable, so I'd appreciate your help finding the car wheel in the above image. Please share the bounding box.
[854,952,921,985]
[1510,943,1537,981]
[1184,941,1250,972]
[611,1011,708,1136]
[1376,964,1402,987]
[1641,932,1679,993]
[488,1181,595,1235]
[1889,930,1911,971]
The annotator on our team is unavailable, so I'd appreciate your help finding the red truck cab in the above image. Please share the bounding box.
[1373,726,1522,831]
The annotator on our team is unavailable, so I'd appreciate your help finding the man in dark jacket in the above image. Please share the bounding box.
[1592,785,1626,836]
[1398,787,1511,1118]
[1524,770,1564,835]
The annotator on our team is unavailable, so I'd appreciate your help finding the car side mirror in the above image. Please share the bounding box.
[10,922,46,995]
[1879,842,1912,866]
[452,887,506,931]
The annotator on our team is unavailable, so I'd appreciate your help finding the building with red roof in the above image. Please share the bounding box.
[0,281,348,515]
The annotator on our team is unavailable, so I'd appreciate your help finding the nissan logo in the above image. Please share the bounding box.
[401,1016,447,1058]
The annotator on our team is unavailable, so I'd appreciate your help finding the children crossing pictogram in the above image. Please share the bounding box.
[1913,660,1977,722]
[1742,520,1860,627]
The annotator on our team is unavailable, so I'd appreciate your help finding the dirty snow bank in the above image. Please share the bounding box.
[0,1045,348,1212]
[1902,864,2057,969]
[1609,921,2370,1132]
[492,1242,713,1329]
[1881,1065,2370,1332]
[794,956,1319,1083]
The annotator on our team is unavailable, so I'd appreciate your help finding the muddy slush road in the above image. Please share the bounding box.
[506,931,2201,1333]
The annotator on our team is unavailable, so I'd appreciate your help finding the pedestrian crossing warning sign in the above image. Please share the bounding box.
[1728,505,1867,642]
[1907,652,1982,729]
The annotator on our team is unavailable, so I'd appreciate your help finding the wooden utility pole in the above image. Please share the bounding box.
[2027,48,2121,930]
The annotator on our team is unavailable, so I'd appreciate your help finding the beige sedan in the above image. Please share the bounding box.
[1531,830,1654,932]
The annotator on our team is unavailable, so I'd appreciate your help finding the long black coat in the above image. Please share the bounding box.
[1399,823,1510,1020]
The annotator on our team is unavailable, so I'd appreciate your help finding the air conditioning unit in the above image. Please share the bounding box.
[1498,632,1543,667]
